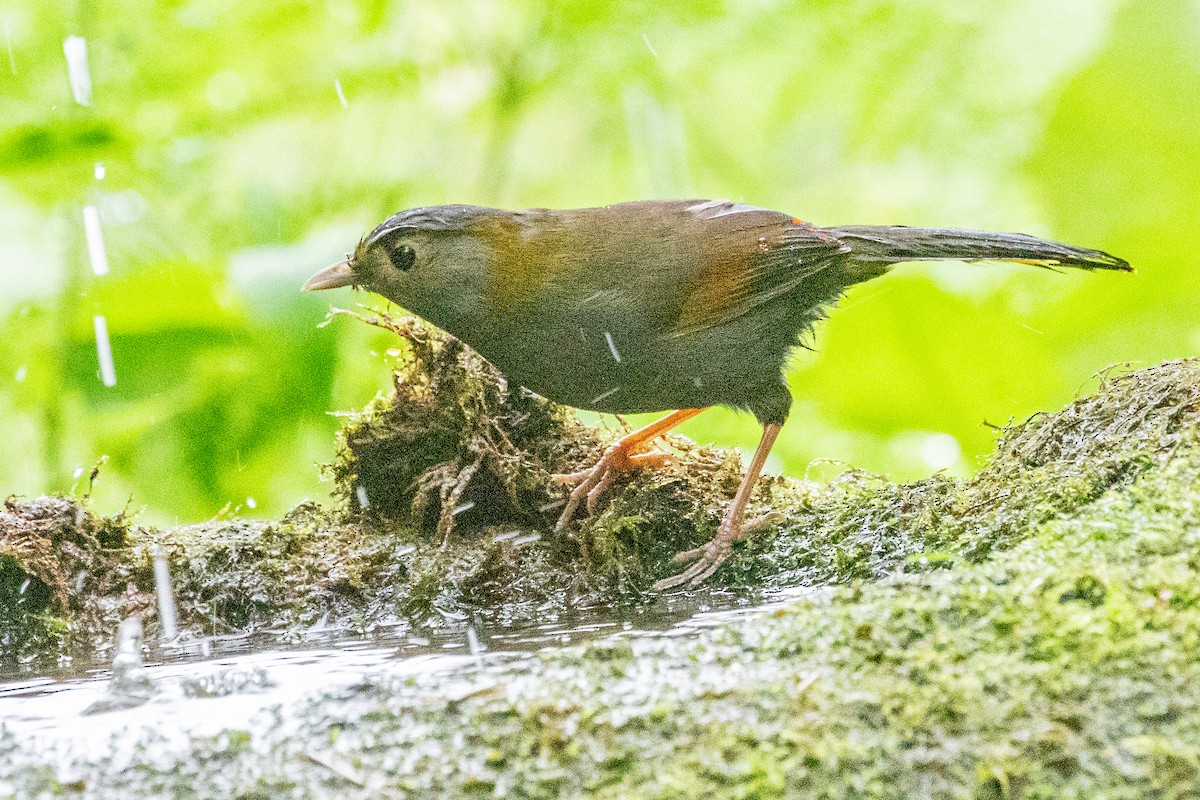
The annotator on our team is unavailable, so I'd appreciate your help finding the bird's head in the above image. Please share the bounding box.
[303,205,500,333]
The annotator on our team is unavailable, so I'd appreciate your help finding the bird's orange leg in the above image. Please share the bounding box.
[653,422,782,590]
[553,408,707,531]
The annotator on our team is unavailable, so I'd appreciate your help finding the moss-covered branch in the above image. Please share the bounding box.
[2,316,1198,675]
[3,353,1200,796]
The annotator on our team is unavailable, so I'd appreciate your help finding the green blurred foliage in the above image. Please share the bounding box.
[0,0,1195,524]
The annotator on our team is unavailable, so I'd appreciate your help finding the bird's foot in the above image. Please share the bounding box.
[552,443,671,530]
[652,510,781,590]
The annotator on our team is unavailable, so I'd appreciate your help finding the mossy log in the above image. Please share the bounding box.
[3,314,1200,796]
[2,314,1199,669]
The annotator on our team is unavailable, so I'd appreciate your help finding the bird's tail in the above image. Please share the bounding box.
[823,225,1132,279]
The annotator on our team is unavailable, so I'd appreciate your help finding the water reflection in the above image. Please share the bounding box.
[0,585,819,736]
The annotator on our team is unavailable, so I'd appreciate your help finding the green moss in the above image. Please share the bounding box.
[3,309,1198,685]
[221,443,1197,799]
[329,312,600,533]
[0,495,136,669]
[8,437,1196,797]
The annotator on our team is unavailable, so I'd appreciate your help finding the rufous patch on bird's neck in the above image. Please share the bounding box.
[482,211,571,316]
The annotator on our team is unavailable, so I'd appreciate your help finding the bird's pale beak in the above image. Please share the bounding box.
[302,260,355,291]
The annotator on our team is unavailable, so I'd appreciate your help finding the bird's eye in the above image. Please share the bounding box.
[390,244,416,272]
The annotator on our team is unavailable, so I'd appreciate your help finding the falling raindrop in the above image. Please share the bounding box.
[492,530,522,542]
[592,386,620,404]
[93,315,117,387]
[94,162,105,180]
[466,626,485,668]
[14,365,26,382]
[62,35,92,106]
[82,204,109,276]
[511,533,542,546]
[73,465,84,479]
[4,21,14,75]
[355,484,370,508]
[151,545,179,641]
[450,500,475,516]
[245,496,257,509]
[641,33,659,59]
[334,78,348,108]
[603,331,622,363]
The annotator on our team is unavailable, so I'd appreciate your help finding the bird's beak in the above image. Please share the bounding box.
[302,260,355,291]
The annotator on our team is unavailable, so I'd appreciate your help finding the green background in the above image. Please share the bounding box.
[0,0,1195,525]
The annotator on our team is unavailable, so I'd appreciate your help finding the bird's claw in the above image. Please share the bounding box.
[552,445,670,531]
[652,535,734,590]
[652,511,781,591]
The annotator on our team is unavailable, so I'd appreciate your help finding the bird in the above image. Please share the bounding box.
[303,199,1131,590]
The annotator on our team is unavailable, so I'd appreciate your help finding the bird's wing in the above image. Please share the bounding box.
[663,200,850,338]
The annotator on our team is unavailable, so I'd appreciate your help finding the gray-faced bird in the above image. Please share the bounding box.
[304,199,1130,589]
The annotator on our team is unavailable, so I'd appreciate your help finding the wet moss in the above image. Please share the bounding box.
[329,311,601,535]
[0,495,137,668]
[5,439,1200,797]
[1,308,1197,677]
[729,359,1200,587]
[3,354,1200,796]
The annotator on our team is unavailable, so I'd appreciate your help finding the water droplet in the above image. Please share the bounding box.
[62,36,91,106]
[334,78,348,108]
[466,626,484,658]
[451,501,475,516]
[355,484,370,508]
[94,162,105,180]
[641,33,659,59]
[591,386,620,405]
[245,497,257,509]
[93,315,117,386]
[82,205,109,276]
[151,544,179,641]
[603,331,622,363]
[4,21,15,76]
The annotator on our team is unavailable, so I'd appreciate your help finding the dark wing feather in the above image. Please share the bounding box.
[665,201,850,338]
